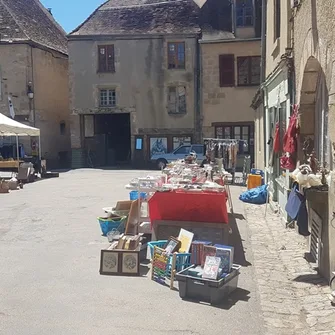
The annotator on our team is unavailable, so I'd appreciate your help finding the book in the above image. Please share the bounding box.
[177,229,194,253]
[203,256,221,280]
[191,240,212,265]
[215,245,234,273]
[201,245,216,267]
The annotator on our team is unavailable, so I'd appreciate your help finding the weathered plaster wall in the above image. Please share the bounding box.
[0,44,70,168]
[32,47,71,167]
[265,0,291,77]
[68,36,197,151]
[201,39,261,137]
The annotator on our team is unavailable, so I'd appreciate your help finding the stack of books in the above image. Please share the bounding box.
[190,240,212,265]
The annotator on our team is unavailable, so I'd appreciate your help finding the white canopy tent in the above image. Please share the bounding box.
[0,113,41,160]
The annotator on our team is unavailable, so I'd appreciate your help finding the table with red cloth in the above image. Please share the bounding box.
[148,189,229,226]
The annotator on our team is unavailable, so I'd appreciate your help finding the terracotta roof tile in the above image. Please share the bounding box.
[0,0,67,54]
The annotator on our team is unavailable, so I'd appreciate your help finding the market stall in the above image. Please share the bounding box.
[0,113,41,173]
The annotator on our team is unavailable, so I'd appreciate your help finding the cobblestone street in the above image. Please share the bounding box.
[245,203,335,335]
[0,169,334,334]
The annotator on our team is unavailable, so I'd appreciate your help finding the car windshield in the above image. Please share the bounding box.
[174,146,191,154]
[192,145,204,154]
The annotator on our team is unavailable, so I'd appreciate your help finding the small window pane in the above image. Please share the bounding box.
[216,126,223,138]
[234,126,241,136]
[224,127,231,139]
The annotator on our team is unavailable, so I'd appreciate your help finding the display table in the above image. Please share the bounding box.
[148,190,229,224]
[0,160,22,169]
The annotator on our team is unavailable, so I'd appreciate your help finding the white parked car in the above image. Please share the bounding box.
[151,144,205,169]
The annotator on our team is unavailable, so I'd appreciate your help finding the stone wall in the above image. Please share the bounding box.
[293,0,335,281]
[201,39,261,130]
[68,36,198,157]
[0,44,70,168]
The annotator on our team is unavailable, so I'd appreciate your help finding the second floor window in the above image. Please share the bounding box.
[236,0,254,27]
[168,42,185,69]
[98,45,115,73]
[219,54,235,87]
[168,86,186,114]
[237,56,261,86]
[100,89,116,107]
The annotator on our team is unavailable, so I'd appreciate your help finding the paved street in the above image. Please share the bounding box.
[0,169,334,335]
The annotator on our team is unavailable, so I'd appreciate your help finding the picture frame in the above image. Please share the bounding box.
[100,250,119,275]
[121,251,140,275]
[163,236,181,255]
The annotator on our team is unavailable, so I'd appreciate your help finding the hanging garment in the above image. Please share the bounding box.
[273,122,280,153]
[285,183,303,220]
[283,106,299,154]
[296,197,310,236]
[280,154,296,170]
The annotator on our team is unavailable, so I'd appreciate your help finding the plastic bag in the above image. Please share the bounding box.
[239,184,268,205]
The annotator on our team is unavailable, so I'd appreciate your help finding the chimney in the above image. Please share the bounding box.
[47,8,52,15]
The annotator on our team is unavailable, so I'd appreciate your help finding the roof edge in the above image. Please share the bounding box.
[68,0,110,36]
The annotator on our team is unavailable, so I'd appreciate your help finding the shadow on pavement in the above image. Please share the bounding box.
[180,288,251,310]
[292,273,328,287]
[228,213,252,267]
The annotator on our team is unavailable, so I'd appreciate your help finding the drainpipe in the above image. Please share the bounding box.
[195,35,201,143]
[261,0,267,169]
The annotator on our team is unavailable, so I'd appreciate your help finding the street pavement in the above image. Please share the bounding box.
[0,169,333,334]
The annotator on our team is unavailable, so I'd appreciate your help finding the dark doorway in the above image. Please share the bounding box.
[94,113,131,165]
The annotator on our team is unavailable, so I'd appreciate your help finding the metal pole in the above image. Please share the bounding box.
[38,135,41,160]
[16,135,20,163]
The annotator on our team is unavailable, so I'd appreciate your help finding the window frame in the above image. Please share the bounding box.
[167,42,186,70]
[98,45,115,73]
[168,86,187,115]
[214,123,254,154]
[219,54,235,87]
[236,0,254,28]
[237,56,261,87]
[99,88,116,107]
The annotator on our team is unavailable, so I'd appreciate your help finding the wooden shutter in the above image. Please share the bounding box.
[98,46,107,72]
[106,45,115,72]
[219,54,235,87]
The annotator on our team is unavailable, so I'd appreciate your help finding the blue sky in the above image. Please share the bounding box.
[41,0,106,33]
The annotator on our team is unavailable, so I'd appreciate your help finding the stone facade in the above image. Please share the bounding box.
[293,0,335,281]
[0,44,70,169]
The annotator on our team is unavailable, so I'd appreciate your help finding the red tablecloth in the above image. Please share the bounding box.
[148,190,228,224]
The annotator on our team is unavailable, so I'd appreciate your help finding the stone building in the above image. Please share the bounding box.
[293,0,335,281]
[252,0,294,222]
[0,0,70,168]
[68,0,201,168]
[200,0,262,170]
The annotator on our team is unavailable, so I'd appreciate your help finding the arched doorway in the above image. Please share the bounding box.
[299,56,330,168]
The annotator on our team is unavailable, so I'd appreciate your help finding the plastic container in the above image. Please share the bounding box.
[98,215,127,236]
[247,174,263,190]
[250,169,264,177]
[148,240,192,277]
[129,191,147,200]
[175,264,241,305]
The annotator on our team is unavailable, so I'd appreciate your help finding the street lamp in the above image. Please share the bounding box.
[27,82,35,126]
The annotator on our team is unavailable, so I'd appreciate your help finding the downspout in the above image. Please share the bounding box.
[195,34,201,143]
[30,46,36,127]
[261,0,267,169]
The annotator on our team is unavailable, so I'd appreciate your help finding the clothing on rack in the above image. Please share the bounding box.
[203,138,247,170]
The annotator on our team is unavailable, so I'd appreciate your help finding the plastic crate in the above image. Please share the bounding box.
[98,216,127,236]
[129,191,147,200]
[148,240,192,276]
[175,264,241,305]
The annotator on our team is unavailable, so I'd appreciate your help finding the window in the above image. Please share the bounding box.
[174,146,191,155]
[100,89,116,107]
[192,145,204,155]
[168,42,185,69]
[219,54,235,87]
[98,45,115,72]
[215,124,254,154]
[236,0,254,27]
[168,86,186,114]
[60,121,66,135]
[237,56,261,86]
[274,0,281,40]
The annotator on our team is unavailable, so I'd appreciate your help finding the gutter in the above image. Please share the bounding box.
[199,37,261,44]
[261,0,267,170]
[195,35,202,143]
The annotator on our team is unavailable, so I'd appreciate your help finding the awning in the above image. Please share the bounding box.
[0,113,40,136]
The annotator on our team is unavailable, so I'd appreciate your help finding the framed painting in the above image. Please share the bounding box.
[121,251,140,275]
[150,137,168,157]
[100,250,119,275]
